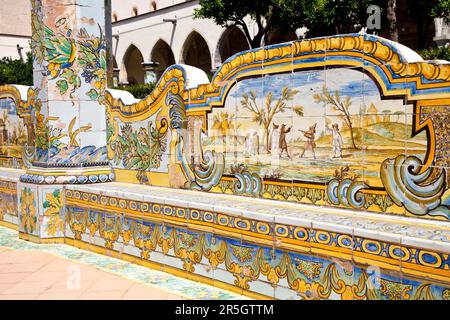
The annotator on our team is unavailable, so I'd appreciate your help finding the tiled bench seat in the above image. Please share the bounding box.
[64,182,450,300]
[1,167,449,299]
[0,169,23,229]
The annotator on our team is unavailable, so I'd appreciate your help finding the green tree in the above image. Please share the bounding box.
[299,0,376,37]
[405,0,450,49]
[418,46,450,60]
[194,0,384,46]
[194,0,310,48]
[113,83,156,99]
[0,52,33,86]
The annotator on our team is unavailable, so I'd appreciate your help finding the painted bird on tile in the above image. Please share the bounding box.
[44,26,77,79]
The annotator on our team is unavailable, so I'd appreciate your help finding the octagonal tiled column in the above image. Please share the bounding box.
[18,0,114,242]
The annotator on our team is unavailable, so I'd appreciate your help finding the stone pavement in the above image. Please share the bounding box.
[0,226,246,300]
[0,246,186,300]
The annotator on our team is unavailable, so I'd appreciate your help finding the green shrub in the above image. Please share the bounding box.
[0,52,33,86]
[113,83,156,99]
[418,46,450,61]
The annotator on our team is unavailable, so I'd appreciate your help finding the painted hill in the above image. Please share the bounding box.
[366,122,427,141]
[314,126,426,149]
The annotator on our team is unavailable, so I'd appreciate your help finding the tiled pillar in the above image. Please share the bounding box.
[18,0,114,242]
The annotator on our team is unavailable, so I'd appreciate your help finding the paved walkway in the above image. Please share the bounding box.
[0,227,245,300]
[0,246,187,300]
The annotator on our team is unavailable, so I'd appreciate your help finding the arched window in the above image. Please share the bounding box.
[151,39,175,81]
[215,26,250,66]
[181,31,212,75]
[123,44,145,84]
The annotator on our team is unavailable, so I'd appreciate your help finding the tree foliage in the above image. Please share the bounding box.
[0,52,33,86]
[296,0,375,37]
[114,82,156,99]
[194,0,305,48]
[404,0,450,49]
[418,46,450,60]
[195,0,450,50]
[194,0,376,47]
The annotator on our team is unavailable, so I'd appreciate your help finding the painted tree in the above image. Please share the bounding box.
[314,84,358,149]
[382,109,391,122]
[240,87,303,152]
[211,111,241,143]
[393,110,405,122]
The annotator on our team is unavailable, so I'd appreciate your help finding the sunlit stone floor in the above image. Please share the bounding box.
[0,226,246,300]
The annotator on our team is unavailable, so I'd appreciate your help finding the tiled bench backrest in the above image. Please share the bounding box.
[105,34,450,223]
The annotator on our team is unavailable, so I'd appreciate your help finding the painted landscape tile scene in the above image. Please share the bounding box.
[203,68,428,187]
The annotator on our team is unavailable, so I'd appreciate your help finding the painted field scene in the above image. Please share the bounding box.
[203,68,428,187]
[0,97,30,167]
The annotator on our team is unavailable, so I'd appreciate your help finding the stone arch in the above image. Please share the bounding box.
[123,44,145,85]
[180,31,212,75]
[151,39,175,81]
[214,26,250,67]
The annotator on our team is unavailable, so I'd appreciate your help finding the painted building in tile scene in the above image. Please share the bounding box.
[0,0,450,300]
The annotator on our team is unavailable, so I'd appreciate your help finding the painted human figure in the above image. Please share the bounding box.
[299,123,317,159]
[251,131,260,156]
[270,123,280,156]
[244,130,259,157]
[279,124,291,158]
[326,122,344,158]
[244,131,253,157]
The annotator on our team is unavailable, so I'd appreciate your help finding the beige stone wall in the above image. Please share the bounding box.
[111,0,189,21]
[0,0,31,59]
[0,0,31,36]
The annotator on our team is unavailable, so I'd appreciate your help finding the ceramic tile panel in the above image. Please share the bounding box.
[17,183,40,237]
[211,235,244,296]
[263,41,293,76]
[25,0,109,168]
[4,22,450,299]
[0,97,32,169]
[39,186,65,238]
[79,100,107,131]
[98,34,450,221]
[292,35,326,72]
[325,67,364,117]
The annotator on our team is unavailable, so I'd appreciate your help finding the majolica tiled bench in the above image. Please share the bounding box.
[63,182,450,300]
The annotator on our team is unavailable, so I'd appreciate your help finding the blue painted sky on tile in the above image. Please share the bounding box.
[230,69,379,100]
